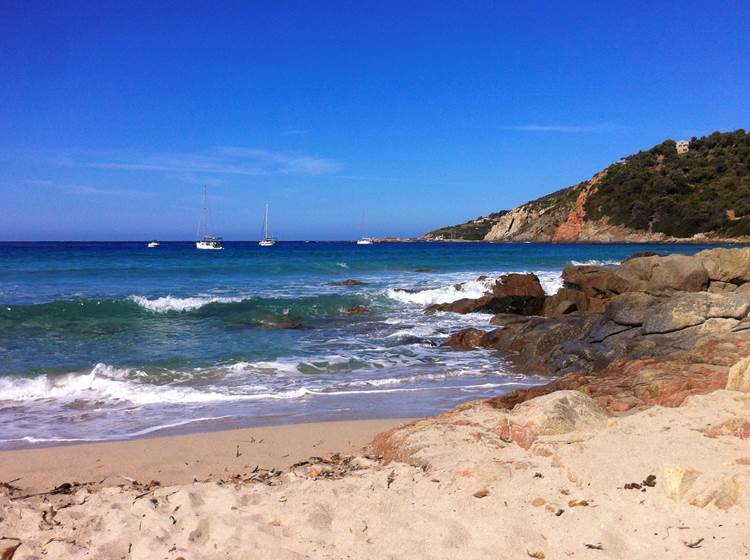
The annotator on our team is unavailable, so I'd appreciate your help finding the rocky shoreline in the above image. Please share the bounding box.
[429,248,750,411]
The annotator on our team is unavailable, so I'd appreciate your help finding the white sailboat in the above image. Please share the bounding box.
[147,240,160,248]
[196,186,224,250]
[258,204,277,247]
[356,212,374,245]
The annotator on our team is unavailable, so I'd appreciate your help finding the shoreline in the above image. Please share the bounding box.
[0,417,414,493]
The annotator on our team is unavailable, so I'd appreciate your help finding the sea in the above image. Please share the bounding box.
[0,241,730,448]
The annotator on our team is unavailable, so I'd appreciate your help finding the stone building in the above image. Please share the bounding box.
[676,140,690,154]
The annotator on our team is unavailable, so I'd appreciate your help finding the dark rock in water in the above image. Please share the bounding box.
[443,328,496,349]
[348,305,369,314]
[426,273,545,315]
[340,279,365,286]
[414,267,436,273]
[255,319,303,329]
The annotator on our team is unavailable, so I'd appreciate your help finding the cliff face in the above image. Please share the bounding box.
[484,172,674,242]
[434,129,750,243]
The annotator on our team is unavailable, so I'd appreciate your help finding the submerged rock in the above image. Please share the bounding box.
[339,279,366,286]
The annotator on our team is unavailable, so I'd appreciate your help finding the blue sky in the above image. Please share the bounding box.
[2,1,749,240]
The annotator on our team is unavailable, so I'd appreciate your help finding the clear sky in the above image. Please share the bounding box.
[2,1,749,240]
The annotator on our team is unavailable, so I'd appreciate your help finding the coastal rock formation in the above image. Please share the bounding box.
[426,130,750,243]
[436,249,750,410]
[562,254,709,296]
[426,273,545,315]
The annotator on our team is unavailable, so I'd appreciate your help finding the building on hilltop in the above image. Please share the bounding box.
[676,140,690,154]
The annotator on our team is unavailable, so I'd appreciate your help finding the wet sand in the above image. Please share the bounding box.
[0,418,413,493]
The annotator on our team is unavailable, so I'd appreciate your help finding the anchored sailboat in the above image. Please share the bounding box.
[196,186,224,250]
[356,211,374,244]
[258,204,277,247]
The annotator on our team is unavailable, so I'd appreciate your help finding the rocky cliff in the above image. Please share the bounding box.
[427,129,750,243]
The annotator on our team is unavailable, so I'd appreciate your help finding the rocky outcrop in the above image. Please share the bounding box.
[697,247,750,283]
[727,355,750,392]
[562,254,709,297]
[435,249,750,413]
[426,273,545,315]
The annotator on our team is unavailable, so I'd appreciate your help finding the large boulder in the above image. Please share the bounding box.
[618,254,709,294]
[497,390,608,449]
[442,328,496,349]
[727,356,750,392]
[489,314,596,371]
[696,247,750,283]
[604,292,659,326]
[642,292,750,335]
[542,288,591,317]
[427,273,545,315]
[561,265,627,298]
[563,254,709,297]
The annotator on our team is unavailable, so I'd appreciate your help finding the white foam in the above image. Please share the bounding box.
[386,277,495,306]
[0,363,319,406]
[535,271,564,295]
[570,259,621,266]
[128,294,246,313]
[386,271,565,304]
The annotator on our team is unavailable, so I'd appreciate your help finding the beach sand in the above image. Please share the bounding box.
[2,391,749,559]
[0,418,414,493]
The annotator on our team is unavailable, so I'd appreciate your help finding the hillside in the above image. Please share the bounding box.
[425,129,750,242]
[425,211,508,240]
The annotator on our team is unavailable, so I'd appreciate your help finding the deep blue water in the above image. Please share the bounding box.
[0,241,731,447]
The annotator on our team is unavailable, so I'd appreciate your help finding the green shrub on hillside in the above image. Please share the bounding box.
[585,130,750,238]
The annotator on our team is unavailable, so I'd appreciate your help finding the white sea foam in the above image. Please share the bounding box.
[570,259,621,266]
[386,277,495,306]
[386,270,565,305]
[128,294,246,312]
[536,271,564,295]
[0,363,320,405]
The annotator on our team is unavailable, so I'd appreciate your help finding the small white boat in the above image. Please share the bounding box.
[196,186,224,250]
[196,236,224,250]
[356,237,374,245]
[147,240,160,248]
[258,204,277,247]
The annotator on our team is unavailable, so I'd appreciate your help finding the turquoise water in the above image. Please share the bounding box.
[0,241,728,447]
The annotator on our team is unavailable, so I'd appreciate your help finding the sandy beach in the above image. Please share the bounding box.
[2,390,749,559]
[0,418,412,493]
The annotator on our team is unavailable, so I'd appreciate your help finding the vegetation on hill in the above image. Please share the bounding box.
[428,130,750,241]
[426,211,508,240]
[585,129,750,237]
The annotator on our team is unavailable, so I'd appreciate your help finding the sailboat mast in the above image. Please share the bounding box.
[264,204,269,239]
[197,186,207,240]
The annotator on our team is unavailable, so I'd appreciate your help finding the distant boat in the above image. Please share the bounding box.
[147,240,160,248]
[258,204,277,247]
[196,186,224,250]
[357,212,373,245]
